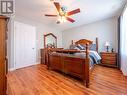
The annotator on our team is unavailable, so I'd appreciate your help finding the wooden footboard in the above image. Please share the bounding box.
[47,43,90,88]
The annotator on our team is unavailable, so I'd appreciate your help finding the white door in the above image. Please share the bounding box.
[14,21,36,69]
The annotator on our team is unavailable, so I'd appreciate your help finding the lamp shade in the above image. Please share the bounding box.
[105,42,110,46]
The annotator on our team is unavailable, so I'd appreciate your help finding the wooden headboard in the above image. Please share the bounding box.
[72,38,98,52]
[75,39,93,45]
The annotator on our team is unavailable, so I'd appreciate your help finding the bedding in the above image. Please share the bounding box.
[70,44,97,51]
[77,44,85,50]
[89,44,96,51]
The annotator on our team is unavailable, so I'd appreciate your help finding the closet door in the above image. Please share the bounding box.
[14,21,36,69]
[0,17,7,95]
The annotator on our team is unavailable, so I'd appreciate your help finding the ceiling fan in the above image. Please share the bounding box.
[45,2,80,24]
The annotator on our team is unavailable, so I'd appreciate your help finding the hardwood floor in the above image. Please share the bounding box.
[7,64,127,95]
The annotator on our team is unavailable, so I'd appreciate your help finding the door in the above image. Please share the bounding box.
[14,21,36,69]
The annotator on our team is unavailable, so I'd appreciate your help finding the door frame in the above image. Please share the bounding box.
[13,21,38,70]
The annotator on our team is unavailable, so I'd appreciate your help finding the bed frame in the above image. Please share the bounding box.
[47,38,98,88]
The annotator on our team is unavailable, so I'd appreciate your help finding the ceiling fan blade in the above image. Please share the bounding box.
[54,2,61,12]
[45,14,57,17]
[66,17,75,23]
[67,8,80,16]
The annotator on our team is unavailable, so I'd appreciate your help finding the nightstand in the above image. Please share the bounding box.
[100,52,117,67]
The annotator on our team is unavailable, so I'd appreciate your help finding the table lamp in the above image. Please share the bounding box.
[105,42,110,52]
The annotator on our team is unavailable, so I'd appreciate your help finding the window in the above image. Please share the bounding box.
[120,6,127,76]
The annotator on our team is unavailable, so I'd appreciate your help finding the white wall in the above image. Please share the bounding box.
[9,16,62,70]
[8,16,15,71]
[62,17,118,52]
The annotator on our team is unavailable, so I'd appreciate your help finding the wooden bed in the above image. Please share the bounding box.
[47,38,98,88]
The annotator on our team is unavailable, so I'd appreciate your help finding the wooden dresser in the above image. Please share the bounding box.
[40,48,50,64]
[40,48,63,64]
[0,16,9,95]
[100,52,117,67]
[40,49,45,64]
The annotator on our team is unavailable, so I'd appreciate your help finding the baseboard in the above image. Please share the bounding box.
[36,62,40,64]
[122,71,127,76]
[9,62,40,71]
[121,68,127,76]
[9,68,15,71]
[122,73,127,76]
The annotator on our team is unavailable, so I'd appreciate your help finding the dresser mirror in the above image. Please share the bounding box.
[44,33,57,48]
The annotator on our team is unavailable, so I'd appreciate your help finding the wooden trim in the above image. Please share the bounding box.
[55,49,81,53]
[75,39,93,45]
[47,48,50,70]
[84,43,89,87]
[44,33,57,39]
[44,33,57,48]
[0,15,9,19]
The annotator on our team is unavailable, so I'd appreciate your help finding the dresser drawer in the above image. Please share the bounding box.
[101,54,116,57]
[100,52,117,67]
[101,53,116,57]
[101,56,116,61]
[102,60,116,64]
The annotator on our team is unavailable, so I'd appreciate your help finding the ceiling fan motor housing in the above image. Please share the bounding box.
[61,6,67,12]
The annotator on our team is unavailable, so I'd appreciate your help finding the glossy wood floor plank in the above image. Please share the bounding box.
[7,64,127,95]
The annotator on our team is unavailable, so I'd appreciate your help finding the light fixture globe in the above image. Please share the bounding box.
[105,41,110,52]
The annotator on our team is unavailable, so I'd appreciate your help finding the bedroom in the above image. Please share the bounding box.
[0,0,127,95]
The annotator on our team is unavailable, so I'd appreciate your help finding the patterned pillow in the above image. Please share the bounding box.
[89,44,96,51]
[74,46,80,50]
[70,44,76,49]
[76,44,84,50]
[70,44,96,51]
[70,44,84,50]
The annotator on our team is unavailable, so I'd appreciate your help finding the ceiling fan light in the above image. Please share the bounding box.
[59,9,64,15]
[62,16,67,22]
[58,16,61,21]
[58,16,66,23]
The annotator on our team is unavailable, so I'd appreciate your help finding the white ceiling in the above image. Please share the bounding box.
[15,0,127,31]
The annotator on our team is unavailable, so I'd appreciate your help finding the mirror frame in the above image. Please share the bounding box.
[44,33,57,48]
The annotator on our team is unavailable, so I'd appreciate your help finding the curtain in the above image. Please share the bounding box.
[120,6,127,76]
[118,17,121,69]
